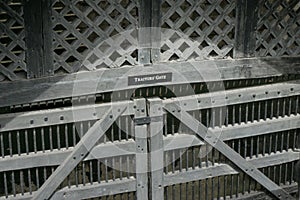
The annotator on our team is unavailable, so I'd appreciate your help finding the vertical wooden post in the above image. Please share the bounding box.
[138,0,151,65]
[296,135,300,198]
[23,0,53,78]
[234,0,259,58]
[148,98,164,199]
[151,0,161,63]
[134,98,148,200]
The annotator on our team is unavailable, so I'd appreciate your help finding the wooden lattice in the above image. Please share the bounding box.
[52,0,139,74]
[0,0,26,82]
[255,0,300,57]
[160,0,236,62]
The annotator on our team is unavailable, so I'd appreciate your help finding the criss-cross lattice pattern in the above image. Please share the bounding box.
[0,0,26,82]
[52,0,139,74]
[160,0,236,62]
[255,0,300,57]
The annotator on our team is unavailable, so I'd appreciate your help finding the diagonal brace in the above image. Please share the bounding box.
[33,105,127,200]
[164,102,295,200]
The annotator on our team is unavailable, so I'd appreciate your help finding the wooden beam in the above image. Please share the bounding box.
[163,151,299,186]
[1,113,299,172]
[151,0,161,63]
[234,0,259,58]
[134,99,149,200]
[0,178,137,200]
[0,100,134,132]
[138,0,151,65]
[51,178,136,200]
[164,104,294,199]
[32,105,127,200]
[23,0,53,78]
[148,98,164,199]
[0,57,299,108]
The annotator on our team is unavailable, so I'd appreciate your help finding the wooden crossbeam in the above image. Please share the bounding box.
[164,102,295,200]
[32,104,127,200]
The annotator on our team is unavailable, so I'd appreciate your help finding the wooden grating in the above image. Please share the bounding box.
[160,0,236,62]
[255,0,300,57]
[51,0,139,74]
[0,0,26,82]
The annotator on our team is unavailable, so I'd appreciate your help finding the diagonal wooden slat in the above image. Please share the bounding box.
[164,102,295,200]
[32,104,128,200]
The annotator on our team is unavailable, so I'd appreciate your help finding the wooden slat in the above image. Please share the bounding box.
[0,100,134,132]
[163,150,299,186]
[163,80,300,112]
[51,178,136,200]
[0,139,136,172]
[235,184,299,200]
[164,163,237,186]
[0,178,137,200]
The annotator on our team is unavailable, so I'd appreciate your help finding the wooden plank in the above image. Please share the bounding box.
[163,133,205,151]
[234,0,259,58]
[0,100,134,132]
[235,184,299,200]
[1,112,298,172]
[1,80,299,133]
[0,178,136,200]
[163,150,299,186]
[23,0,53,78]
[164,104,294,199]
[296,131,300,197]
[134,99,148,200]
[32,105,127,200]
[148,98,164,199]
[163,80,300,112]
[51,178,136,200]
[0,152,297,200]
[247,150,299,169]
[151,0,161,63]
[0,139,136,172]
[138,0,151,65]
[164,164,238,186]
[0,56,299,107]
[217,114,300,141]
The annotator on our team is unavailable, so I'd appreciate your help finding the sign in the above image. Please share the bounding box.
[128,72,172,86]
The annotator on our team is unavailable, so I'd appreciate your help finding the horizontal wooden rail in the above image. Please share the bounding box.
[1,80,299,133]
[163,80,300,112]
[163,150,299,186]
[0,56,299,108]
[0,177,137,200]
[0,114,298,172]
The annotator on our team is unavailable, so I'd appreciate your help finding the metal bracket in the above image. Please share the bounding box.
[134,116,163,125]
[134,116,151,125]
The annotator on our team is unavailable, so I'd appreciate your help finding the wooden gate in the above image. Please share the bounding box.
[0,0,299,199]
